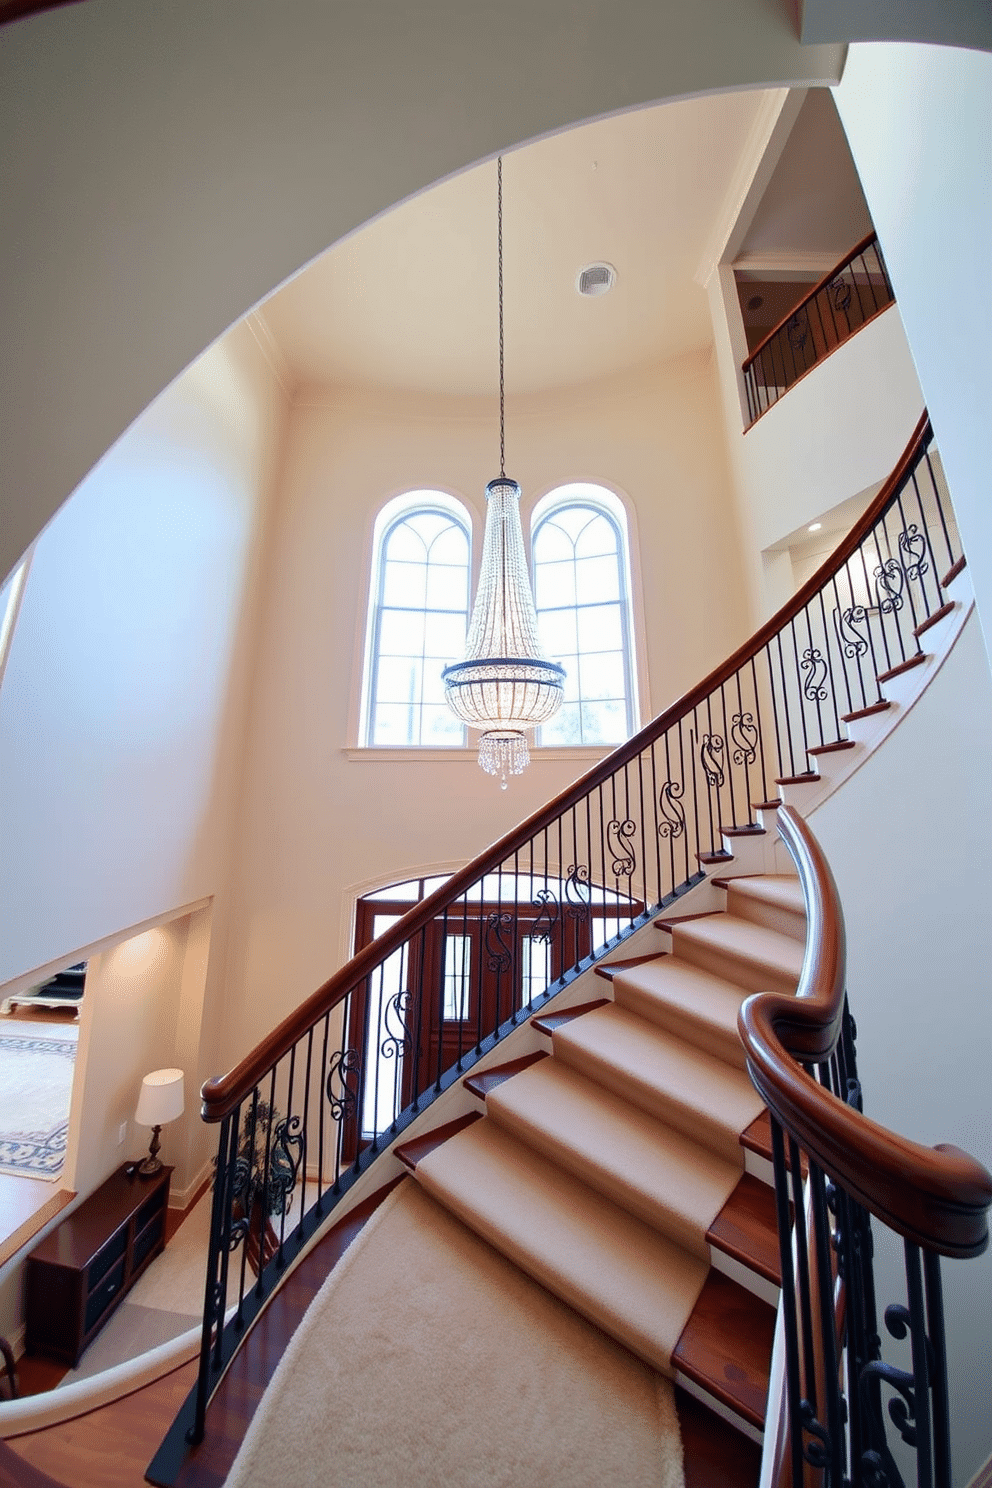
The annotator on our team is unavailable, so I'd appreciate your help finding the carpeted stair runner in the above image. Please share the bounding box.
[226,1180,686,1488]
[402,872,805,1442]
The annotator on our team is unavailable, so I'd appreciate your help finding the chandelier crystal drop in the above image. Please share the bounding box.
[442,159,565,786]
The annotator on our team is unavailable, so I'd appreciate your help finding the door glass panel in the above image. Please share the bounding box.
[443,935,472,1021]
[362,914,405,1138]
[520,936,552,1005]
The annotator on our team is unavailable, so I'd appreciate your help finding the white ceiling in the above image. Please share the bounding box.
[257,91,773,398]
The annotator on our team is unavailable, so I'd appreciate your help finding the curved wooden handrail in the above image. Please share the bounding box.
[741,230,888,375]
[202,413,932,1123]
[739,806,992,1260]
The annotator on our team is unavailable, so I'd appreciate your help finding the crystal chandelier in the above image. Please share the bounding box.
[443,158,565,787]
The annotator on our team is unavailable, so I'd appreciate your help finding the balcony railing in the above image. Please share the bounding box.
[743,233,895,427]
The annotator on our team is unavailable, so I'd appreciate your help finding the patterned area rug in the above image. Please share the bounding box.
[0,1020,78,1180]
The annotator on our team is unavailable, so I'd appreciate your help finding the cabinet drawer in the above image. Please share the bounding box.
[88,1223,128,1288]
[84,1255,125,1335]
[133,1211,165,1272]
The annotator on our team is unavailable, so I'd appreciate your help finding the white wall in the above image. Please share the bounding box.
[834,43,992,662]
[0,324,286,993]
[217,353,750,1064]
[809,611,992,1485]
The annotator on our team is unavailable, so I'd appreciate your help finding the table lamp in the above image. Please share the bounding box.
[135,1068,184,1177]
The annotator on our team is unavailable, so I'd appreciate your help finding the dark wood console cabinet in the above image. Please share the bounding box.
[25,1163,171,1366]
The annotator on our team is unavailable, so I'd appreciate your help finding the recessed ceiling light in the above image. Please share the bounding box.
[747,294,764,312]
[576,262,616,297]
[808,522,822,533]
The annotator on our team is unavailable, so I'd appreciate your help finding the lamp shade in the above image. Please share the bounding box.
[135,1068,185,1128]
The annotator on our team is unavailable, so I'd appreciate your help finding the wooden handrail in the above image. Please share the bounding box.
[741,231,887,375]
[202,413,933,1122]
[738,806,992,1260]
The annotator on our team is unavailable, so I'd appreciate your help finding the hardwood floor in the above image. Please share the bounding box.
[4,1361,198,1488]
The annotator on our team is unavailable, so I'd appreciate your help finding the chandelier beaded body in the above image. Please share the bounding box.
[443,157,565,787]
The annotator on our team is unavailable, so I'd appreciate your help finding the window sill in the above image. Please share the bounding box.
[343,746,614,764]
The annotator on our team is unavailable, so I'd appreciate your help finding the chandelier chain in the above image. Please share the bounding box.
[498,156,505,479]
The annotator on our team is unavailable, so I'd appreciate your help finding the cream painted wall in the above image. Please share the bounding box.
[0,0,846,588]
[68,917,194,1199]
[707,271,925,616]
[216,353,750,1065]
[809,612,992,1485]
[0,324,286,995]
[834,44,992,661]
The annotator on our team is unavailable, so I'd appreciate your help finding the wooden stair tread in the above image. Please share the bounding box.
[530,999,610,1036]
[697,849,734,864]
[595,954,666,981]
[740,1110,807,1176]
[774,771,820,785]
[877,651,926,683]
[654,910,724,932]
[751,798,782,811]
[674,1386,762,1488]
[806,739,856,756]
[942,554,966,586]
[672,1270,776,1430]
[841,699,890,722]
[914,600,955,636]
[394,1113,480,1171]
[706,1174,781,1286]
[462,1052,547,1099]
[721,824,765,837]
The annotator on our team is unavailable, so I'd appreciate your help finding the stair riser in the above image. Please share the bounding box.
[673,1373,764,1448]
[668,930,799,997]
[553,1039,746,1169]
[709,1247,779,1309]
[612,981,748,1072]
[724,891,805,944]
[486,1102,713,1261]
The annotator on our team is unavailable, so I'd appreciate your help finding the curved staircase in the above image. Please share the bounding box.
[397,869,802,1446]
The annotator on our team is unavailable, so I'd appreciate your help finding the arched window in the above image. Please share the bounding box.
[363,493,471,746]
[531,486,637,746]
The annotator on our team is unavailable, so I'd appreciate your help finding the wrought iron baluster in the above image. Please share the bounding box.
[771,1117,806,1488]
[922,447,956,576]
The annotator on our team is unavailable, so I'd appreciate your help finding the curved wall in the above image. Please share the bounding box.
[0,0,846,585]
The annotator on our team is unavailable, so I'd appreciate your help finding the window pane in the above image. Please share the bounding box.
[424,610,467,658]
[381,559,428,608]
[385,523,428,563]
[574,512,617,559]
[579,651,626,700]
[421,704,464,744]
[541,701,582,746]
[426,562,468,610]
[421,659,448,706]
[520,937,552,1004]
[376,656,422,703]
[371,702,417,745]
[538,607,578,659]
[574,554,620,603]
[533,520,574,564]
[429,525,469,566]
[378,609,426,657]
[533,496,634,748]
[534,559,576,609]
[443,936,472,1021]
[362,917,405,1136]
[581,698,627,742]
[577,603,622,652]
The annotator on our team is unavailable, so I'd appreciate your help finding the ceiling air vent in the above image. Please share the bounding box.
[576,262,616,297]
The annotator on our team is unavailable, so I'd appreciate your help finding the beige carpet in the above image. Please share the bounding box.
[0,1021,78,1180]
[227,1179,685,1488]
